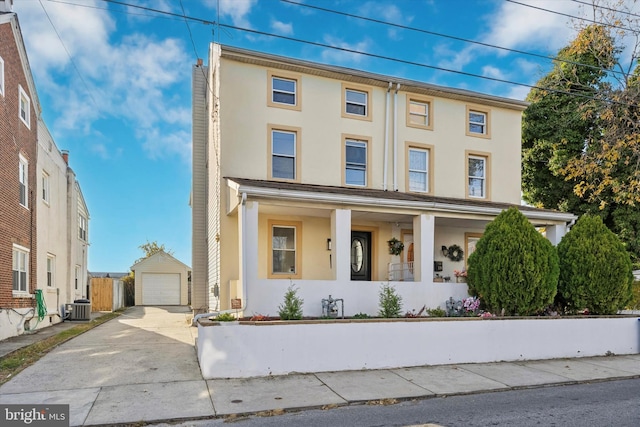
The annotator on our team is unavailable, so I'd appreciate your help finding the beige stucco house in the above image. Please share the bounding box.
[191,43,576,317]
[131,251,191,306]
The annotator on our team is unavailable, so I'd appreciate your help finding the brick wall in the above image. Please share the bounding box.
[0,18,38,309]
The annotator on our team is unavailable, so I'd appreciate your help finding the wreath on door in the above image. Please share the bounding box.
[446,244,464,262]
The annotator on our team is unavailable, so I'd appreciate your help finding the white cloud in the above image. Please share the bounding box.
[271,20,293,36]
[482,0,580,53]
[482,65,505,80]
[358,2,413,25]
[141,129,192,163]
[321,35,372,65]
[14,0,191,162]
[204,0,258,28]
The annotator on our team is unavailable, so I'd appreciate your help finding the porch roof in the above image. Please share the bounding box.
[226,178,577,224]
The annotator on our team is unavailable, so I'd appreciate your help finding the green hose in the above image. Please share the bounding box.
[34,289,47,322]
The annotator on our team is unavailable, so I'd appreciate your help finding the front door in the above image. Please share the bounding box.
[351,231,371,281]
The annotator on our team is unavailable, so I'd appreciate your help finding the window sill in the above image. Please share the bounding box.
[12,291,33,299]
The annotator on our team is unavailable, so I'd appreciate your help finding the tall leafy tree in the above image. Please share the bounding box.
[522,15,640,265]
[522,25,614,214]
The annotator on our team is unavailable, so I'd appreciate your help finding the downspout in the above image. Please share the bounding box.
[383,82,392,191]
[393,83,401,191]
[193,192,249,325]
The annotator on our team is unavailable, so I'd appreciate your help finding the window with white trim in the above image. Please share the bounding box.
[0,55,5,97]
[19,85,30,128]
[468,111,486,135]
[47,255,55,287]
[271,225,297,275]
[408,148,429,192]
[468,155,487,198]
[345,89,367,116]
[42,171,50,204]
[345,139,367,186]
[271,129,296,180]
[12,246,29,293]
[19,155,28,208]
[75,265,80,290]
[272,76,296,106]
[79,214,88,241]
[408,99,430,128]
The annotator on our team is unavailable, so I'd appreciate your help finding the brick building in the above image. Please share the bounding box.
[0,1,91,339]
[0,1,40,334]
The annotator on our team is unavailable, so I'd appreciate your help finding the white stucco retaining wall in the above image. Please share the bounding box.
[197,317,640,379]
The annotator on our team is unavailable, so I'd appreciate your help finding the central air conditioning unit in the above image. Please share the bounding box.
[64,300,91,321]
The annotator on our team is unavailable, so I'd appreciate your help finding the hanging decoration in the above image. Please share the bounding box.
[446,244,464,262]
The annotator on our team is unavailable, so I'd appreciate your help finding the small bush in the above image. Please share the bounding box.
[352,312,370,319]
[215,312,236,321]
[378,283,403,318]
[557,214,633,314]
[467,207,559,315]
[426,307,446,317]
[278,285,304,320]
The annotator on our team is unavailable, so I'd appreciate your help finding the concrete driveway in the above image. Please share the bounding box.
[0,306,214,426]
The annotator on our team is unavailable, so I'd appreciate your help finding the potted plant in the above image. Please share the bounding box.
[454,269,467,283]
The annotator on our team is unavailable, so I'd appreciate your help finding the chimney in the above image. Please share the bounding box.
[61,150,69,165]
[0,0,14,13]
[197,58,203,67]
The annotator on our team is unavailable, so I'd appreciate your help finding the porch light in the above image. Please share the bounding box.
[441,245,448,257]
[327,238,332,251]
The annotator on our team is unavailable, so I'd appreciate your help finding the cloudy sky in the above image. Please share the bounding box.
[11,0,634,272]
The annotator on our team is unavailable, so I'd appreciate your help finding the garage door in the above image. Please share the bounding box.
[142,273,180,305]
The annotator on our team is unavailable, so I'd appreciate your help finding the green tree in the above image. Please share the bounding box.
[557,214,633,314]
[135,240,173,264]
[278,285,303,320]
[522,25,614,213]
[378,283,403,318]
[523,19,640,266]
[467,207,559,315]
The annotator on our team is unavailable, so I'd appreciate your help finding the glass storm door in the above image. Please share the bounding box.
[351,231,371,281]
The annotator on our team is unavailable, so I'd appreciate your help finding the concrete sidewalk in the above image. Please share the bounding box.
[0,307,639,426]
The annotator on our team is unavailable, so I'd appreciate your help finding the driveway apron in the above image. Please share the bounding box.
[0,306,215,426]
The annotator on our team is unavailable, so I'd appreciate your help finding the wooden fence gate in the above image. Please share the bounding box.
[91,278,113,311]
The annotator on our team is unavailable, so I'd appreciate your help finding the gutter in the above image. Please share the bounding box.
[383,82,392,191]
[393,83,400,191]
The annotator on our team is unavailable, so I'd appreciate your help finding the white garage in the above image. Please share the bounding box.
[131,251,191,306]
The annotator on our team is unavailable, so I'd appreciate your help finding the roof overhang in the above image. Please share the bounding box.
[227,178,576,224]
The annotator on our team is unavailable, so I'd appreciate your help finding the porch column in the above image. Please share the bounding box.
[239,199,259,310]
[413,214,435,282]
[546,224,567,246]
[331,209,351,282]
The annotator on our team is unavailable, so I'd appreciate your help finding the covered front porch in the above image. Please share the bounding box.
[226,178,575,317]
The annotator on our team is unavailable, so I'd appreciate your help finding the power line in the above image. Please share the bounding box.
[281,0,627,79]
[94,0,636,107]
[218,22,636,108]
[47,0,179,21]
[506,0,636,32]
[570,0,640,19]
[38,0,98,107]
[100,0,216,26]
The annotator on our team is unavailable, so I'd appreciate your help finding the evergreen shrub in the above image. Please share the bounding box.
[557,214,633,314]
[378,283,403,318]
[467,207,559,315]
[278,285,304,320]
